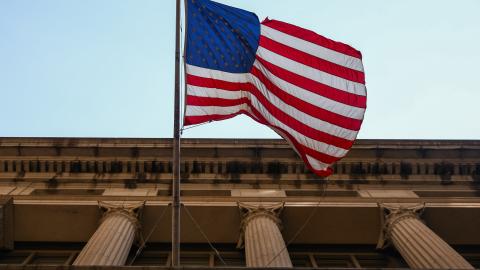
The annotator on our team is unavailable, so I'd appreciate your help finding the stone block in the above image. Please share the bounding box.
[0,196,13,250]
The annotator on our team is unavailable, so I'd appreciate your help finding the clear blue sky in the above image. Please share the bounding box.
[1,0,479,139]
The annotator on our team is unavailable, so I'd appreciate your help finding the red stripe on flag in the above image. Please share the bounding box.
[187,73,362,131]
[184,111,245,126]
[197,95,337,177]
[262,19,362,59]
[246,105,341,166]
[187,74,243,91]
[259,36,365,84]
[256,57,367,108]
[250,67,363,131]
[245,83,355,148]
[188,91,355,150]
[187,95,248,107]
[187,76,357,149]
[274,128,334,177]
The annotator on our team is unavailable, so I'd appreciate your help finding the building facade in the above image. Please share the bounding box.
[0,137,479,269]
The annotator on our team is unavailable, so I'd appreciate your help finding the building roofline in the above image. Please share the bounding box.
[0,137,479,149]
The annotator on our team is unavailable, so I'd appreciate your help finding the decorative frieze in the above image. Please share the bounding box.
[0,159,479,190]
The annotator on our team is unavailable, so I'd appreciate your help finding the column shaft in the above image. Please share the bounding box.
[73,206,141,266]
[388,213,473,269]
[244,214,292,267]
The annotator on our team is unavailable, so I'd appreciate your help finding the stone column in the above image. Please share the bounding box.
[73,202,144,266]
[378,204,473,269]
[237,203,292,268]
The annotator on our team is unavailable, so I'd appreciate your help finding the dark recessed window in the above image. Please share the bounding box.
[31,189,105,196]
[286,190,358,197]
[415,190,480,198]
[156,190,231,197]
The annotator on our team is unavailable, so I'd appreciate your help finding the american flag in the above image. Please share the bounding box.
[184,0,366,177]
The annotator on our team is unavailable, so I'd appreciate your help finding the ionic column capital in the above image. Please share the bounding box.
[98,201,145,231]
[239,202,283,226]
[377,203,425,249]
[237,202,284,249]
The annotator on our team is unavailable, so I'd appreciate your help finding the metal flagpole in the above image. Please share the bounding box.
[172,0,182,266]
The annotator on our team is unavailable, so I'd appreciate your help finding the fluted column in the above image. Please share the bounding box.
[378,204,473,269]
[73,202,144,266]
[237,203,292,268]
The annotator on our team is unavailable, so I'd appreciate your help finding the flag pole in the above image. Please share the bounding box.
[172,0,182,266]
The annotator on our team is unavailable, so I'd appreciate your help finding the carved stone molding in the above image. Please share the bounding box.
[377,203,425,249]
[237,202,284,245]
[98,201,144,230]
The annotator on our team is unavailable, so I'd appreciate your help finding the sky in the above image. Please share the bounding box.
[1,0,479,139]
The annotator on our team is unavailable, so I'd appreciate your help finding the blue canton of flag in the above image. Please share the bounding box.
[186,0,259,73]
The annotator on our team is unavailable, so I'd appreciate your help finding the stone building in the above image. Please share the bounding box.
[0,137,479,269]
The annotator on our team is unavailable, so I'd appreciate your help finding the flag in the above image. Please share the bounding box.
[184,0,367,177]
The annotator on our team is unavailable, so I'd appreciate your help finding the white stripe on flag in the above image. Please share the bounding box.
[185,104,247,116]
[187,66,360,139]
[257,47,367,96]
[188,63,366,120]
[186,93,348,158]
[247,94,348,157]
[187,85,242,100]
[187,64,249,83]
[261,25,364,72]
[306,154,330,171]
[252,60,366,120]
[248,72,359,140]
